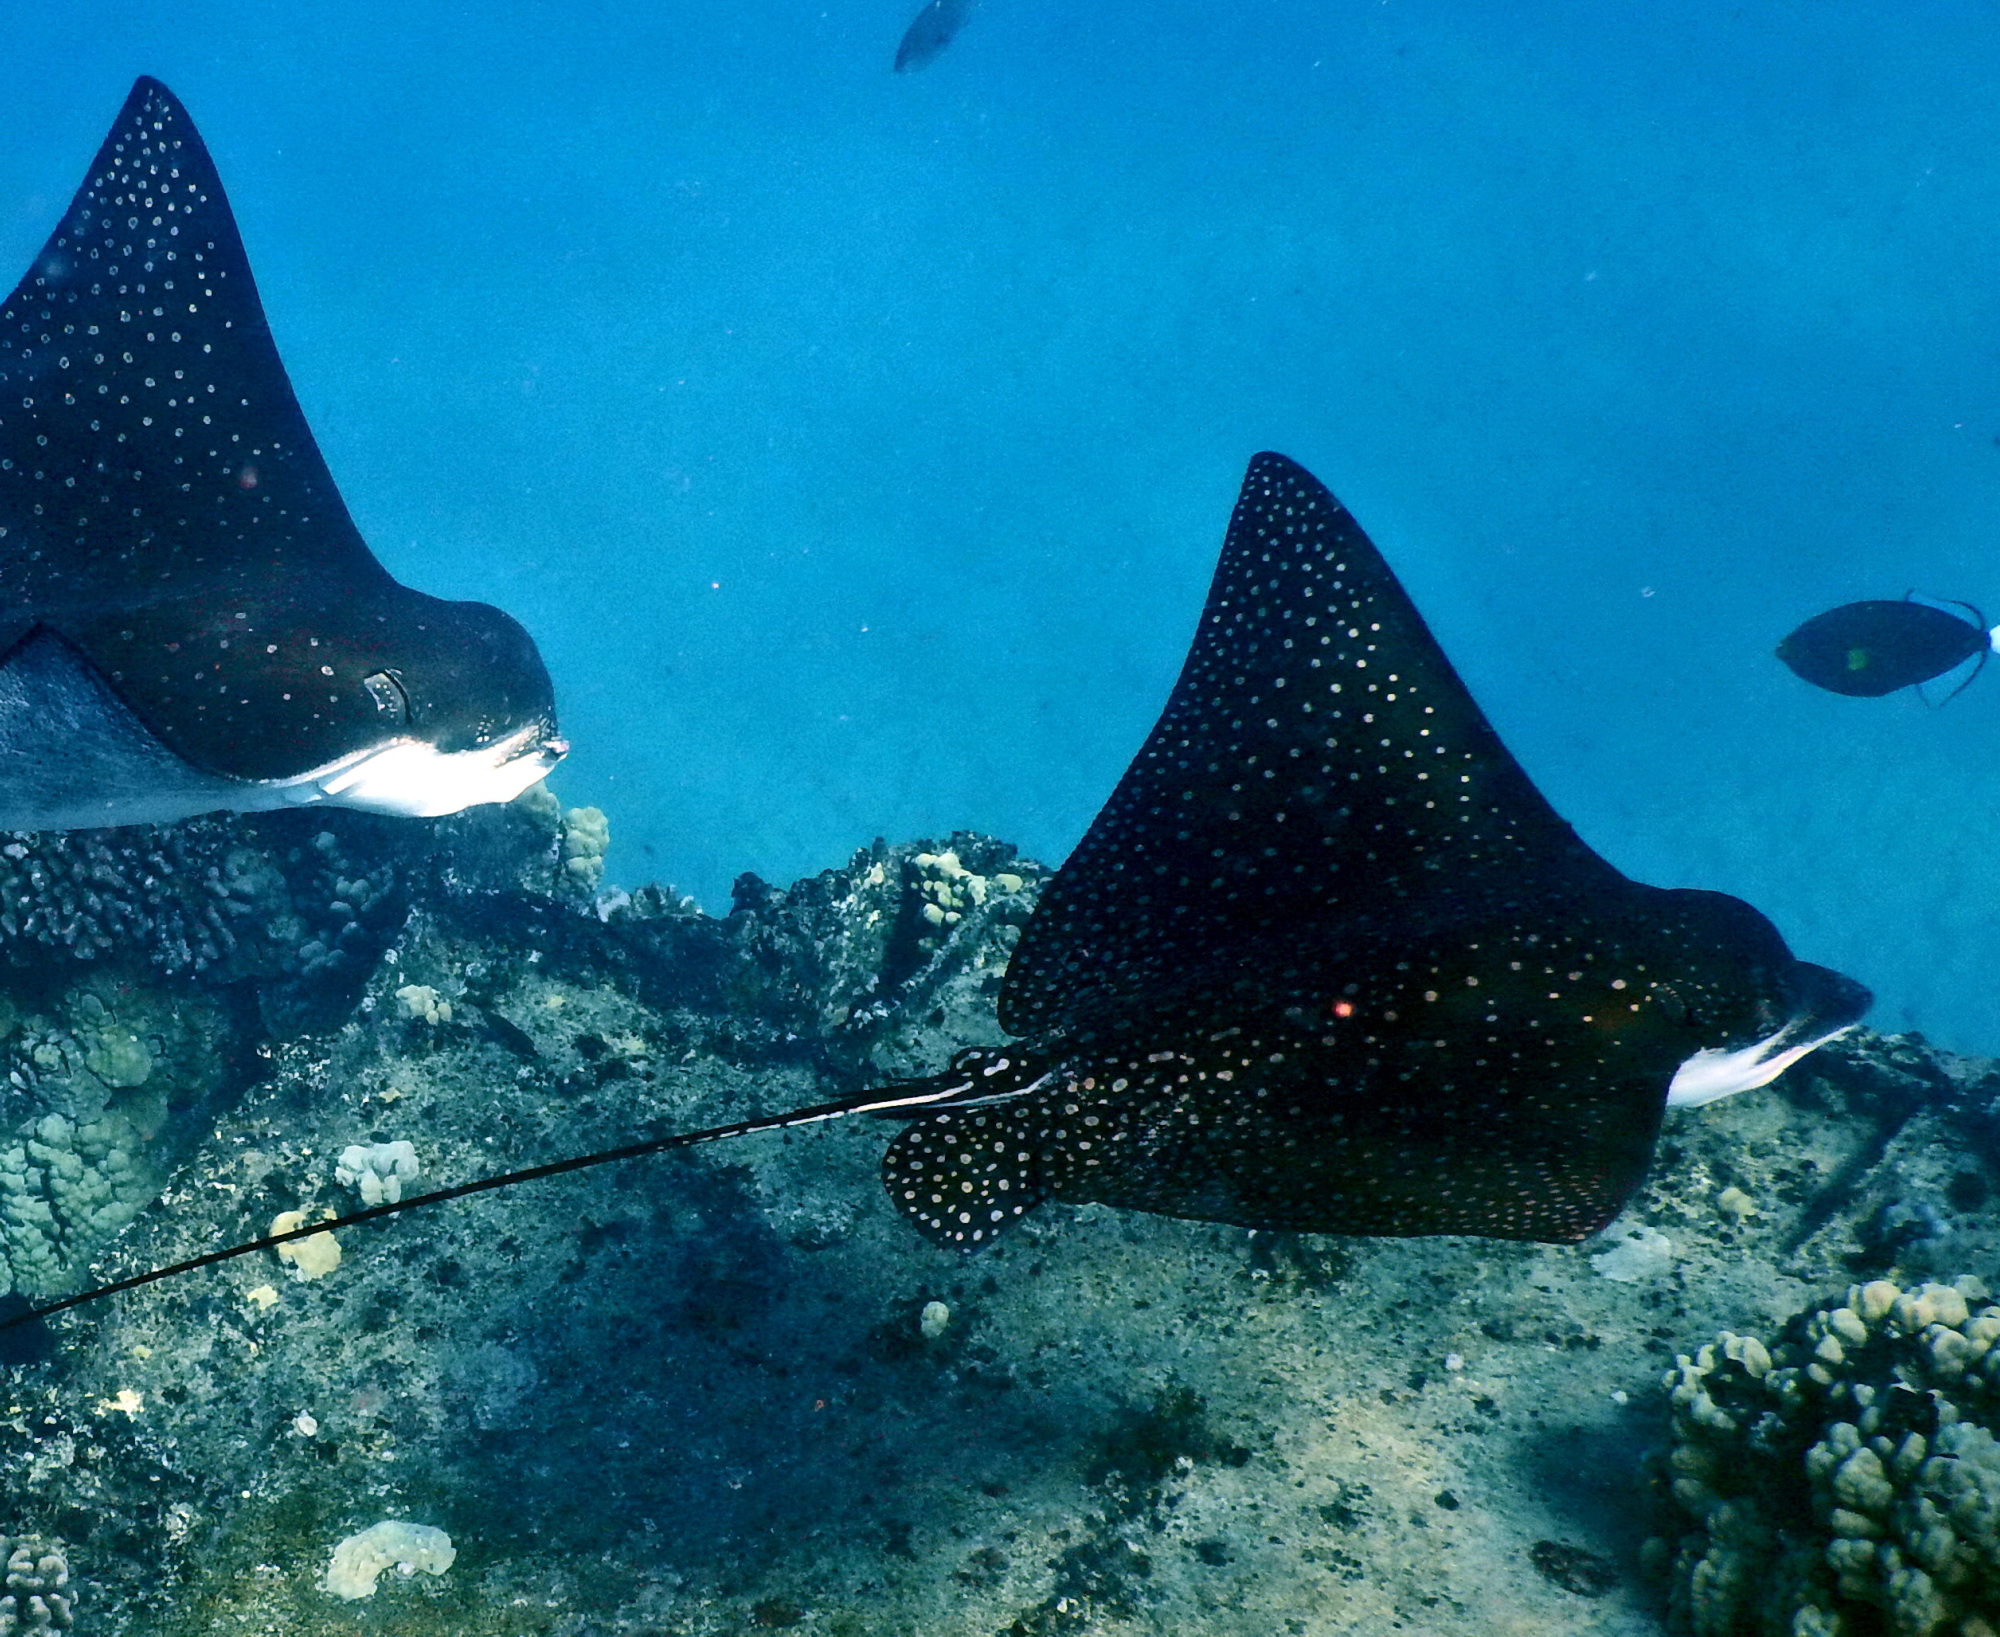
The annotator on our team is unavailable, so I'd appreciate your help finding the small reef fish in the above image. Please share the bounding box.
[0,78,564,833]
[7,455,1871,1331]
[895,0,981,72]
[1777,597,1997,700]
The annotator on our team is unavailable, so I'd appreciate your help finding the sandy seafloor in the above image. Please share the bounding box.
[0,792,1995,1636]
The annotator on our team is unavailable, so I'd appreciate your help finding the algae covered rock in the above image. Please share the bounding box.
[1657,1275,2000,1635]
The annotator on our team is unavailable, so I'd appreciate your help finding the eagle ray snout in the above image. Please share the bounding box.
[1666,963,1872,1110]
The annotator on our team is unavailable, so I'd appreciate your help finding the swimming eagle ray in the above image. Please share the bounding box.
[0,77,565,833]
[0,453,1868,1331]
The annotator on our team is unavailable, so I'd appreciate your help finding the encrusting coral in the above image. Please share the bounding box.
[1655,1276,2000,1635]
[334,1140,421,1207]
[558,805,610,894]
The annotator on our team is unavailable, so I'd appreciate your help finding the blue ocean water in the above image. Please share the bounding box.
[5,1,2000,1047]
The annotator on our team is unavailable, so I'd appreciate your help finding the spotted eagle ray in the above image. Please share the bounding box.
[0,78,564,833]
[4,453,1868,1329]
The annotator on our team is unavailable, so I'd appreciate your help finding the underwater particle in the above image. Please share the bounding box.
[1776,597,1995,699]
[919,1299,951,1339]
[394,984,452,1026]
[1656,1276,2000,1635]
[323,1520,455,1602]
[244,1284,278,1310]
[270,1211,341,1281]
[0,1535,74,1632]
[334,1140,420,1206]
[1716,1186,1756,1222]
[293,1412,317,1437]
[1590,1225,1673,1283]
[93,1388,142,1419]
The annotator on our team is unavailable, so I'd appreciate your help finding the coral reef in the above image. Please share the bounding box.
[0,814,406,1000]
[0,805,1997,1634]
[0,792,585,1297]
[324,1520,455,1601]
[270,1210,341,1281]
[0,825,263,976]
[395,984,452,1025]
[0,1112,158,1299]
[557,805,610,895]
[0,971,230,1297]
[0,1537,73,1634]
[334,1142,420,1207]
[1657,1277,2000,1635]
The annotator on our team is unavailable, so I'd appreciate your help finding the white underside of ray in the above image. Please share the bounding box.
[0,627,559,831]
[1666,1017,1861,1109]
[288,724,560,817]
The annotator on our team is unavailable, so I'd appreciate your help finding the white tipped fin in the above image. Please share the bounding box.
[1668,1022,1859,1109]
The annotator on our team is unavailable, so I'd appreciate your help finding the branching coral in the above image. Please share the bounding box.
[0,1536,73,1633]
[1657,1277,2000,1635]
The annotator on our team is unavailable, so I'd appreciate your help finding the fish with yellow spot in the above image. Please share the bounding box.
[1776,596,1997,700]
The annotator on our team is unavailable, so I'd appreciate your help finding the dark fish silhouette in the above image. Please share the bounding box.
[1776,598,1995,700]
[0,78,565,833]
[873,455,1869,1245]
[895,0,981,71]
[5,454,1873,1335]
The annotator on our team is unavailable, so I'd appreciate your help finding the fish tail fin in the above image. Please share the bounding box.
[880,1084,1047,1250]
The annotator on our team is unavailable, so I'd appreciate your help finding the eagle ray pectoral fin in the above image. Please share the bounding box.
[880,1105,1046,1250]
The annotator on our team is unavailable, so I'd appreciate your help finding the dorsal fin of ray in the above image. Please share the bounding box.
[0,76,384,630]
[1001,451,1620,1038]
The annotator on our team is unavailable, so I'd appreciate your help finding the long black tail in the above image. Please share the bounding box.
[0,1069,1007,1334]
